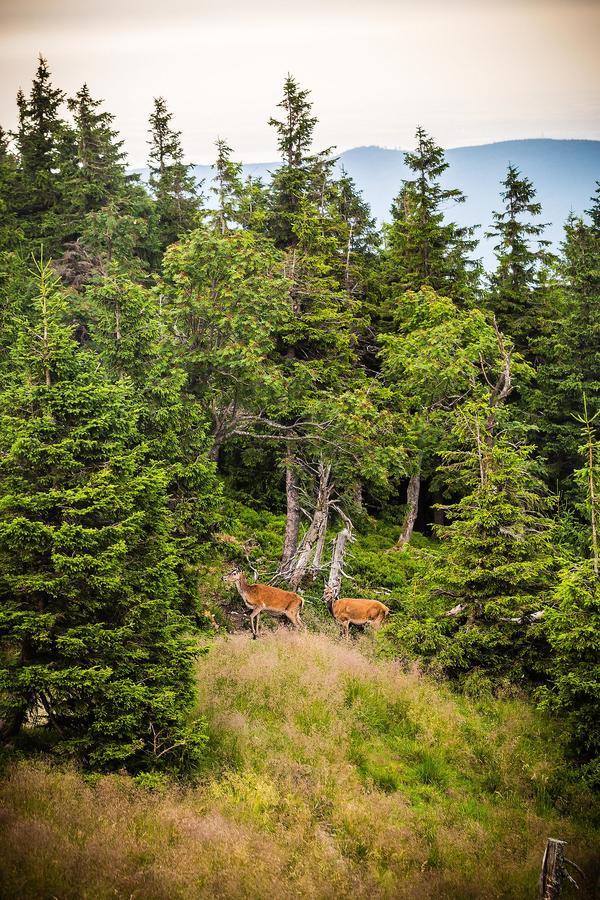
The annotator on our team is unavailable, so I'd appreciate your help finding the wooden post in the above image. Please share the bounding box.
[539,838,566,899]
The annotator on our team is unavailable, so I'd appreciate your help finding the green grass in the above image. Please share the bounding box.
[1,629,598,898]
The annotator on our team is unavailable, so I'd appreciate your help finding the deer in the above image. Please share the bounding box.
[223,566,304,639]
[323,585,390,638]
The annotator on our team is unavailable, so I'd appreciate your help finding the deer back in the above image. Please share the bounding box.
[332,597,390,623]
[243,580,303,611]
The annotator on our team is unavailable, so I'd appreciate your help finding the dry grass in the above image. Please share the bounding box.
[1,629,598,899]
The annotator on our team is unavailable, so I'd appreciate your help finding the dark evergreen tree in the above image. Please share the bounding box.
[0,127,22,250]
[540,399,600,781]
[383,126,479,305]
[12,56,70,244]
[147,97,200,252]
[266,74,324,247]
[0,261,206,768]
[65,84,128,218]
[486,164,549,353]
[533,190,600,490]
[210,138,243,233]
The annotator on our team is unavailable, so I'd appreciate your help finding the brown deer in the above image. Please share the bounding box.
[323,585,390,638]
[223,566,304,639]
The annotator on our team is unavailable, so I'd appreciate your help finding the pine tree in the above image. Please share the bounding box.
[210,138,243,233]
[13,56,70,242]
[147,97,200,252]
[329,167,378,297]
[65,84,128,219]
[266,74,327,247]
[540,400,600,778]
[0,260,205,769]
[383,127,479,305]
[428,402,555,680]
[533,190,600,489]
[486,164,549,353]
[0,127,22,250]
[76,270,222,610]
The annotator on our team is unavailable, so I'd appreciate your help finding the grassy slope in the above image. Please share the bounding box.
[1,630,598,899]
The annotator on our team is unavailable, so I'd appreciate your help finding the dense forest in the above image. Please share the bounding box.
[0,56,599,897]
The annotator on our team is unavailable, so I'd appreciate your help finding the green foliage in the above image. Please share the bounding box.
[383,126,479,305]
[486,163,550,354]
[160,226,291,456]
[147,96,200,253]
[1,54,599,790]
[539,561,600,780]
[532,191,600,491]
[0,262,206,769]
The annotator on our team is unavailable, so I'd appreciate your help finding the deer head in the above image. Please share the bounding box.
[223,565,243,585]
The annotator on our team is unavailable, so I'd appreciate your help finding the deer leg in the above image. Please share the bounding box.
[250,608,261,639]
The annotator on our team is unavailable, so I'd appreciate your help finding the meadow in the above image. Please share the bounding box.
[1,628,598,899]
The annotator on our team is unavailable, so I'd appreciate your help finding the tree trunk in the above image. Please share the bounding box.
[539,839,567,899]
[288,464,331,590]
[396,473,421,549]
[0,703,28,742]
[280,446,301,577]
[327,514,353,599]
[433,491,445,527]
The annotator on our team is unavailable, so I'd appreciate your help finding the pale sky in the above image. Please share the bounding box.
[1,0,599,166]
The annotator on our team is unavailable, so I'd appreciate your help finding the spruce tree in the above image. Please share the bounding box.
[77,270,222,610]
[65,84,128,219]
[210,138,243,233]
[266,74,324,247]
[429,402,555,680]
[147,97,200,251]
[383,126,479,305]
[540,399,600,778]
[533,190,600,489]
[13,56,70,244]
[0,127,22,250]
[486,164,549,353]
[0,260,204,769]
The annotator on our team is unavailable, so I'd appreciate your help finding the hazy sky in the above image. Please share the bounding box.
[1,0,599,166]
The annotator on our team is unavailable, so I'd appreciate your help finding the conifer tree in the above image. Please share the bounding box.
[77,270,222,609]
[541,398,600,777]
[65,84,128,218]
[533,189,600,487]
[383,126,479,305]
[210,138,243,233]
[486,164,549,353]
[415,402,555,681]
[267,74,323,247]
[147,97,200,251]
[13,56,70,242]
[0,127,22,250]
[393,400,556,687]
[0,260,204,768]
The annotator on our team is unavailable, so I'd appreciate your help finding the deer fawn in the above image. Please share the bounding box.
[323,585,390,638]
[223,566,304,639]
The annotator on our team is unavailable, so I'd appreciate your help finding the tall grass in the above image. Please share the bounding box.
[1,629,598,898]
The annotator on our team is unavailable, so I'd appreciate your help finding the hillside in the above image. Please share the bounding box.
[134,138,600,267]
[1,630,598,899]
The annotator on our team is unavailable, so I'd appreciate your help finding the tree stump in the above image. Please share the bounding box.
[539,838,567,899]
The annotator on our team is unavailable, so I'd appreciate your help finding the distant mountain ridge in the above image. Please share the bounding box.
[134,139,600,268]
